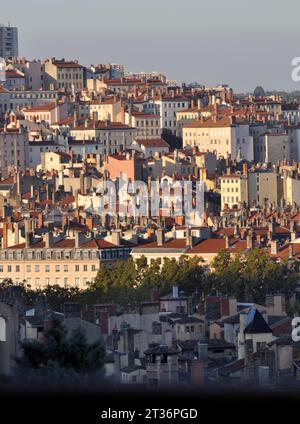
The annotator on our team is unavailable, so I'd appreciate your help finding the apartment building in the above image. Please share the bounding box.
[176,106,202,137]
[283,176,300,207]
[250,122,268,163]
[103,152,144,181]
[0,24,18,58]
[44,58,85,92]
[183,117,254,161]
[0,231,131,289]
[220,173,248,210]
[255,132,290,165]
[8,58,44,90]
[89,98,123,122]
[125,111,161,139]
[286,124,300,161]
[0,126,29,170]
[248,170,282,208]
[4,70,25,90]
[0,86,59,116]
[22,101,68,125]
[153,94,189,136]
[131,138,169,159]
[70,120,136,155]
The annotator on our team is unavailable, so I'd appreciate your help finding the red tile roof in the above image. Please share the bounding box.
[72,120,133,131]
[23,102,57,113]
[135,138,169,148]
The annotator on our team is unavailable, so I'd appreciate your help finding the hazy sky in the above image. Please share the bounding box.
[3,0,300,92]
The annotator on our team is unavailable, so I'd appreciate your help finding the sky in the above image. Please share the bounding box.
[3,0,300,92]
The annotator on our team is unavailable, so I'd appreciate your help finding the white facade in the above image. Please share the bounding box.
[0,88,59,116]
[154,97,189,135]
[183,119,254,161]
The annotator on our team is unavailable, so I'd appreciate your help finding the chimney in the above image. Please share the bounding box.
[225,235,230,249]
[92,111,98,129]
[2,222,8,249]
[37,210,43,228]
[268,220,275,236]
[44,231,53,248]
[172,285,179,298]
[289,244,294,258]
[25,231,32,248]
[75,232,81,248]
[291,231,297,242]
[111,229,121,246]
[156,227,165,246]
[270,240,278,255]
[290,220,296,233]
[242,163,248,176]
[30,184,35,198]
[246,234,253,250]
[234,224,240,236]
[186,226,193,248]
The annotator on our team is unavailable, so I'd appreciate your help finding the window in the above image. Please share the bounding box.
[16,265,20,272]
[35,265,40,273]
[7,265,12,272]
[83,265,88,272]
[0,265,3,272]
[64,265,68,272]
[45,265,50,272]
[55,265,60,272]
[64,278,69,287]
[75,278,80,287]
[75,265,80,272]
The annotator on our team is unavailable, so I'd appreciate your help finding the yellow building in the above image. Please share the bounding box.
[220,173,248,210]
[0,231,131,290]
[89,98,123,122]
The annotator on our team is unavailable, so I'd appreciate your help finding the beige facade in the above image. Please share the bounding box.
[283,176,300,207]
[44,59,84,92]
[125,112,161,139]
[0,235,131,289]
[220,174,248,210]
[23,102,68,125]
[248,171,281,208]
[89,99,123,122]
[70,121,136,155]
[183,117,254,161]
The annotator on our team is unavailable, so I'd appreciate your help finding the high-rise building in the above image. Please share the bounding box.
[0,24,18,58]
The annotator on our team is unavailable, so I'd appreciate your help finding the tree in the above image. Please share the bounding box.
[209,248,298,303]
[17,317,105,377]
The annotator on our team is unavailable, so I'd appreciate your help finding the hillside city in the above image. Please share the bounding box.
[1,24,300,391]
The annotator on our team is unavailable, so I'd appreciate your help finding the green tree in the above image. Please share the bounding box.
[17,317,105,376]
